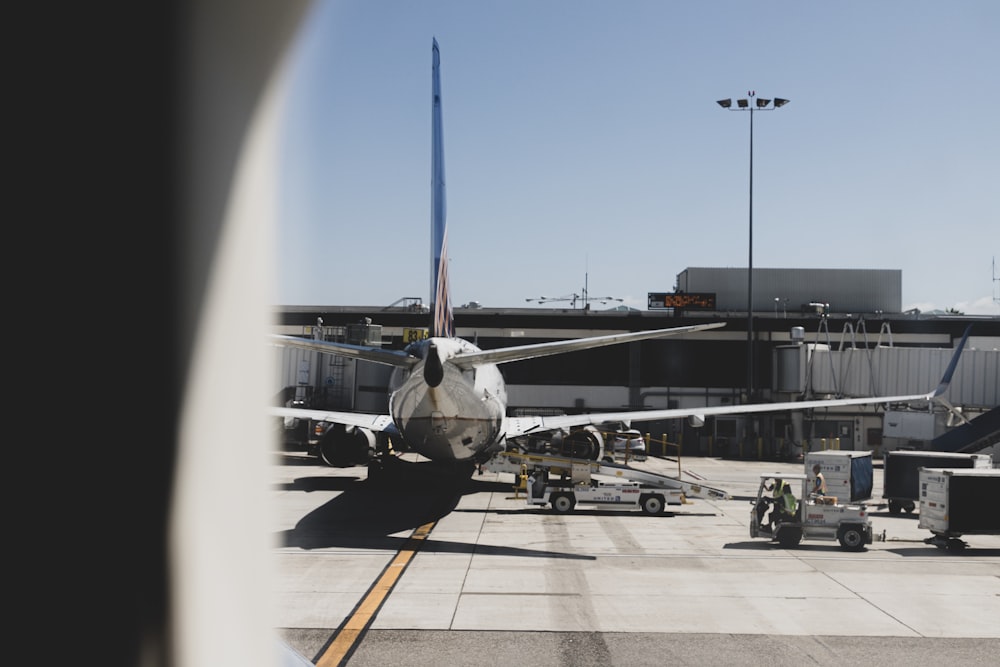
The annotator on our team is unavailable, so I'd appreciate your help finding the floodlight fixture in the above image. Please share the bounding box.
[737,98,749,108]
[716,98,732,108]
[756,98,770,108]
[773,98,790,107]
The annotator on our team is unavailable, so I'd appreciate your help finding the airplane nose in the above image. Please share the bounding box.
[423,343,444,387]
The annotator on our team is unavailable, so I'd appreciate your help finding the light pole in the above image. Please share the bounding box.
[716,92,789,402]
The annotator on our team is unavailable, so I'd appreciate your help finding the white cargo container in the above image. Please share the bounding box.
[918,468,1000,550]
[804,450,874,502]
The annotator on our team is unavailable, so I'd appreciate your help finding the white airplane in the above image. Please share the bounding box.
[270,38,969,469]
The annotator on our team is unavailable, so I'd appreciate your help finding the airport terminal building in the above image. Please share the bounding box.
[273,268,1000,460]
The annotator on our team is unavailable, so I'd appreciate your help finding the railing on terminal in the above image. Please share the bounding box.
[697,435,842,461]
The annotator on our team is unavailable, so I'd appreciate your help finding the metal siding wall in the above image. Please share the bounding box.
[680,267,746,311]
[807,346,998,408]
[678,267,902,313]
[839,347,875,396]
[953,348,1000,407]
[806,346,836,395]
[273,345,313,392]
[773,346,801,392]
[508,385,632,410]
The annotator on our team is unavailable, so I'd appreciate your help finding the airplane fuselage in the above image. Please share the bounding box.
[388,337,507,462]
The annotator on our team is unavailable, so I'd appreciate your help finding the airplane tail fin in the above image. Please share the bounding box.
[932,324,973,398]
[432,229,454,337]
[431,38,454,338]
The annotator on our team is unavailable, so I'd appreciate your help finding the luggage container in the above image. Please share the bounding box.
[918,468,1000,550]
[883,451,992,514]
[804,450,873,502]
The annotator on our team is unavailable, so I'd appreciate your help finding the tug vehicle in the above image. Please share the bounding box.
[750,473,873,551]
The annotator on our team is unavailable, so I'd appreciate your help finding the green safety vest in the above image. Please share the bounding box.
[781,490,797,515]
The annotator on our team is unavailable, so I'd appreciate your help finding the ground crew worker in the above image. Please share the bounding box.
[761,477,793,531]
[811,464,827,497]
[778,481,797,522]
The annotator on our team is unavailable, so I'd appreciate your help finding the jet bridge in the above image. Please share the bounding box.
[484,450,730,501]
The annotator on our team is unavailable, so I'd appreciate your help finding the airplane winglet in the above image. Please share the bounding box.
[931,325,972,398]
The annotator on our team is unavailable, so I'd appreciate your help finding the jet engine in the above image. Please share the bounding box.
[558,425,605,461]
[316,423,377,467]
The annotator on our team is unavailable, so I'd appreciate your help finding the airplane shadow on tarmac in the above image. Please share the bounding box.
[276,457,593,561]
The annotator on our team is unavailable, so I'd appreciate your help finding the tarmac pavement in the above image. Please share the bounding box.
[270,451,1000,665]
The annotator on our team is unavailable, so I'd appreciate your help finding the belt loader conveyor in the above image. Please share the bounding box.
[484,450,730,514]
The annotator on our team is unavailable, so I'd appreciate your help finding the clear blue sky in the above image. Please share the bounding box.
[275,0,1000,315]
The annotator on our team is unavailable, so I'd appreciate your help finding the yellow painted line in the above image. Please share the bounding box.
[315,521,436,667]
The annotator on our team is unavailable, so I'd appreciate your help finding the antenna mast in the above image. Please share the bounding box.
[526,272,624,309]
[994,257,999,305]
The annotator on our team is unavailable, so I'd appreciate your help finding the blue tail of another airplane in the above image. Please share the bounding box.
[932,324,973,397]
[431,38,454,338]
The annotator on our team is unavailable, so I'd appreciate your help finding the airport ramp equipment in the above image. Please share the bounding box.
[918,467,1000,550]
[883,450,993,514]
[485,450,730,501]
[805,450,874,502]
[931,405,1000,454]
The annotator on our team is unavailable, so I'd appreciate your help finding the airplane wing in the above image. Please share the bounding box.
[451,322,726,369]
[505,324,972,439]
[270,406,397,434]
[504,391,935,439]
[270,334,418,368]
